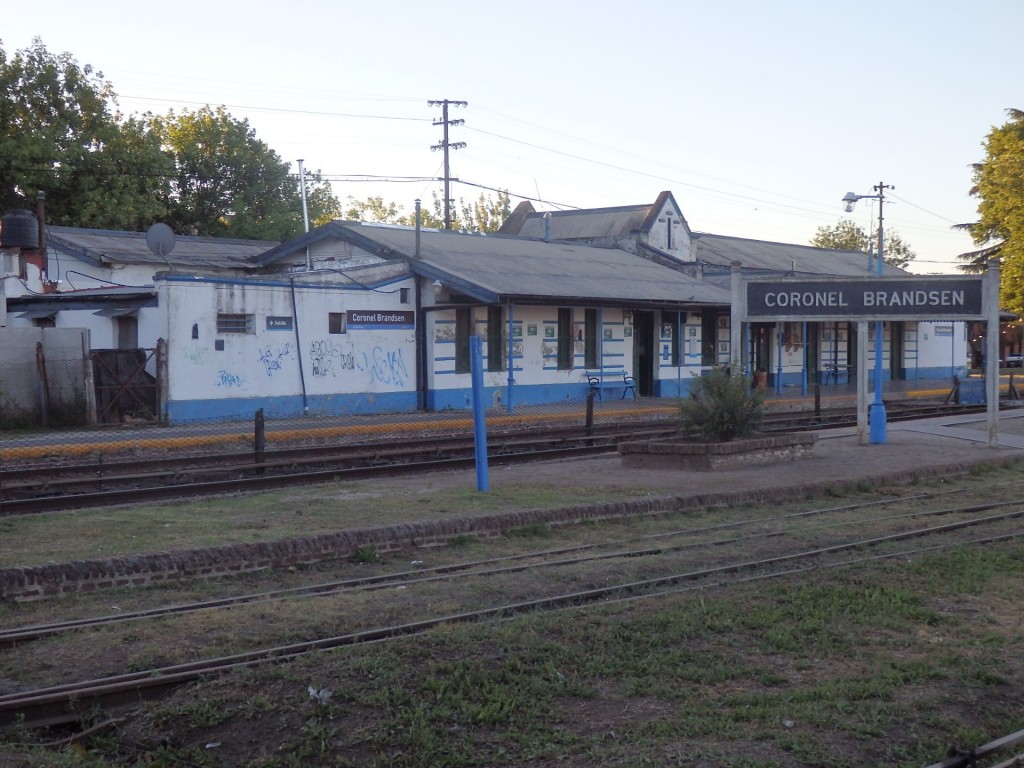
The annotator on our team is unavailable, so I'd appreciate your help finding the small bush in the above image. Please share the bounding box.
[679,364,765,442]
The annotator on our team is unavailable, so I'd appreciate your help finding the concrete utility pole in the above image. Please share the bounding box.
[428,99,467,230]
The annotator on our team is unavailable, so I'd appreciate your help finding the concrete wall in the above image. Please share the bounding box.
[0,327,91,422]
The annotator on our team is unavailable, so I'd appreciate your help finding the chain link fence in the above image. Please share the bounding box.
[0,391,679,466]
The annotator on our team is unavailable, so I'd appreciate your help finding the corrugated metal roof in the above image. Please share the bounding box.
[693,232,906,277]
[341,224,730,306]
[512,205,654,241]
[46,227,277,271]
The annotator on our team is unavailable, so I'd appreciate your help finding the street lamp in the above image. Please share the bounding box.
[842,182,893,444]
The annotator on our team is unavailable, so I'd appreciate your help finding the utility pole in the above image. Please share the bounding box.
[428,99,467,230]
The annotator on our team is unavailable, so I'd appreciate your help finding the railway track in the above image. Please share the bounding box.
[0,482,1010,648]
[0,401,988,514]
[0,486,1019,735]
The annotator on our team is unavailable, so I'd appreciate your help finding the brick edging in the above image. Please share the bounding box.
[0,457,1014,602]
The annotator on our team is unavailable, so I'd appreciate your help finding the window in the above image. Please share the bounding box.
[216,313,253,334]
[399,287,410,304]
[663,311,681,366]
[455,307,471,374]
[557,308,573,370]
[487,306,504,372]
[584,309,598,369]
[329,312,347,334]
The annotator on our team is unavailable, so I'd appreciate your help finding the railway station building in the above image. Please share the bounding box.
[0,192,969,423]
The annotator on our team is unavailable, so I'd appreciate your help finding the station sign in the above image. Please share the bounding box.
[346,309,415,329]
[745,276,985,321]
[266,315,293,331]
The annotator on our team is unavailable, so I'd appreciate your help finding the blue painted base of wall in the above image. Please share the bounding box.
[166,392,418,423]
[427,383,593,411]
[167,366,967,422]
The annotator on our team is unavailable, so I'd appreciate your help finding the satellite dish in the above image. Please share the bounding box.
[145,222,176,263]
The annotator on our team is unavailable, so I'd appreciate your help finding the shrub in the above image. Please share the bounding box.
[679,364,765,442]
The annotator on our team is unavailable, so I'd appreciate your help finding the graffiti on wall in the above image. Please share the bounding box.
[216,370,244,389]
[307,338,409,387]
[362,346,408,386]
[182,344,208,364]
[309,338,356,378]
[258,342,293,376]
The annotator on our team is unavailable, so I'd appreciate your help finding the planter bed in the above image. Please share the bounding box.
[619,432,817,471]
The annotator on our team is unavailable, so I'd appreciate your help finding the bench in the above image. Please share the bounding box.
[586,370,636,401]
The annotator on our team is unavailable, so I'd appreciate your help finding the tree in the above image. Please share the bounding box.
[957,109,1024,314]
[149,106,338,241]
[344,190,512,233]
[810,218,916,271]
[0,37,172,229]
[0,39,340,239]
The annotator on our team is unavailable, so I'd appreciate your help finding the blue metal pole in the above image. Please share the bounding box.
[801,321,808,396]
[775,321,783,395]
[506,303,514,414]
[470,336,489,491]
[870,184,888,444]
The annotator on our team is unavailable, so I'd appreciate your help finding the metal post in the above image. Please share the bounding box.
[869,183,888,444]
[254,408,266,475]
[775,321,783,395]
[857,321,869,445]
[506,302,515,413]
[470,336,489,491]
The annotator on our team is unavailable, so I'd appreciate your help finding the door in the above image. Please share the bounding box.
[751,323,772,378]
[890,321,905,380]
[632,311,655,396]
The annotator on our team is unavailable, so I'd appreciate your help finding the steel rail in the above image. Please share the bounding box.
[0,439,642,515]
[0,402,989,514]
[0,513,1019,733]
[2,493,1020,648]
[923,728,1024,768]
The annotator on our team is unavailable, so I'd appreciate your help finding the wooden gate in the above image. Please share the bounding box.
[92,348,159,424]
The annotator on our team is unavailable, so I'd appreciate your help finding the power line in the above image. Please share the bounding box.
[119,95,432,122]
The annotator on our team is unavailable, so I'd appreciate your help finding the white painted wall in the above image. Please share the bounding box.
[160,275,418,404]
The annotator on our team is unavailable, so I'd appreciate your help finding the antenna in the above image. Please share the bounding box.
[145,222,176,269]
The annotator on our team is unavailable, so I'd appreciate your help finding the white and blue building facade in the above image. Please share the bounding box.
[1,192,969,423]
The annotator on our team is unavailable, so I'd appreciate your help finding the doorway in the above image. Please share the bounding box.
[632,311,655,396]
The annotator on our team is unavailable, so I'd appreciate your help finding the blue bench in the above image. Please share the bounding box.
[586,370,636,401]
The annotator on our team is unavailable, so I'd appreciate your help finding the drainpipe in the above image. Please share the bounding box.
[289,278,309,414]
[297,159,312,271]
[414,199,428,411]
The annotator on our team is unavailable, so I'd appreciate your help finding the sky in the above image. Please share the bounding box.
[4,0,1021,274]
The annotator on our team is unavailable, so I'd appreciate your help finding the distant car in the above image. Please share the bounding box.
[1002,354,1023,368]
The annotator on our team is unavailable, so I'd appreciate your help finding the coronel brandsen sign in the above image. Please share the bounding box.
[745,277,984,320]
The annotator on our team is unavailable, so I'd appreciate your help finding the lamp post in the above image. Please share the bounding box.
[842,182,893,444]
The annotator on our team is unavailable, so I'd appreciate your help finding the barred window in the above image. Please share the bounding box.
[216,313,254,334]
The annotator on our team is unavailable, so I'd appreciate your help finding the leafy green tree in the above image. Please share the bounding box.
[149,106,338,241]
[0,37,172,229]
[344,190,512,233]
[957,109,1024,313]
[810,218,916,270]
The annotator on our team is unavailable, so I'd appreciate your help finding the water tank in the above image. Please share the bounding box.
[0,209,39,249]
